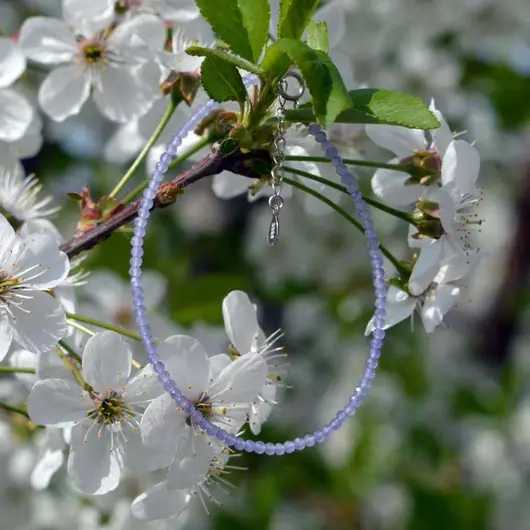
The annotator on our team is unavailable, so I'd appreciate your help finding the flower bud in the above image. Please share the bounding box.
[401,149,441,185]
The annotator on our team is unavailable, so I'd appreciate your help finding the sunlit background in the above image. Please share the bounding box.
[1,0,529,528]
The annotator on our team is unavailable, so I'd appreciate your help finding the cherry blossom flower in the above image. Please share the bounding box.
[409,139,482,258]
[365,245,487,334]
[0,164,58,222]
[0,213,69,360]
[19,0,166,122]
[365,102,454,206]
[222,290,288,434]
[141,335,267,489]
[131,446,235,521]
[28,331,163,495]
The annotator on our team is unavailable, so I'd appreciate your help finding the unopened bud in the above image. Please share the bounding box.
[411,220,444,240]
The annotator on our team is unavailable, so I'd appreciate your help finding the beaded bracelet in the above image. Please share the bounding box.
[129,75,387,456]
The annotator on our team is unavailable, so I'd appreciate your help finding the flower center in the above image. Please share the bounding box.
[88,390,131,425]
[78,38,108,67]
[0,271,19,297]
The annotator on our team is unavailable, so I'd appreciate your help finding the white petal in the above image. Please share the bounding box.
[9,348,38,387]
[434,250,488,285]
[37,348,74,381]
[0,88,33,141]
[19,17,77,64]
[142,270,167,309]
[159,50,204,73]
[38,64,90,121]
[0,37,26,87]
[83,269,126,313]
[31,428,65,490]
[124,422,173,472]
[93,65,156,123]
[441,140,480,197]
[68,423,124,495]
[166,434,213,490]
[140,393,187,456]
[420,284,460,333]
[9,290,67,354]
[209,352,267,404]
[429,187,457,235]
[17,233,69,289]
[103,121,143,164]
[19,219,64,243]
[365,125,427,158]
[132,481,190,521]
[222,290,264,354]
[209,354,232,380]
[82,331,132,391]
[28,379,91,426]
[0,211,17,256]
[123,364,163,404]
[365,286,416,334]
[371,166,425,206]
[159,335,210,399]
[10,113,43,159]
[157,0,200,22]
[408,244,442,296]
[249,383,275,435]
[63,0,114,36]
[110,14,166,59]
[212,171,251,199]
[0,317,13,362]
[429,102,453,155]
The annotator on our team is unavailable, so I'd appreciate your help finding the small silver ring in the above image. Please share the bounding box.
[269,195,284,211]
[279,71,305,102]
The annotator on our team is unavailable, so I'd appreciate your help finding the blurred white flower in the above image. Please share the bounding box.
[0,36,33,143]
[116,0,200,22]
[28,331,163,495]
[366,245,487,334]
[222,290,287,434]
[141,334,266,489]
[19,1,166,122]
[0,164,57,221]
[0,213,69,359]
[131,447,233,521]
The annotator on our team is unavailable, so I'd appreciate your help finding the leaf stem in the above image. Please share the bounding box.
[284,155,411,173]
[0,366,36,374]
[56,343,90,392]
[283,176,407,276]
[284,167,415,224]
[66,312,144,342]
[108,92,182,200]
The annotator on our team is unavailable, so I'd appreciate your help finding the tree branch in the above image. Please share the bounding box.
[59,146,271,259]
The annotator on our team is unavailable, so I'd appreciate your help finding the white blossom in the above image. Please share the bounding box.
[222,290,288,434]
[131,446,234,521]
[365,102,453,206]
[141,334,266,489]
[0,213,69,359]
[19,2,166,122]
[116,0,200,22]
[366,245,487,334]
[0,164,58,222]
[28,331,163,494]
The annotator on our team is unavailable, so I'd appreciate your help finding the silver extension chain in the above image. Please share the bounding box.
[268,72,305,245]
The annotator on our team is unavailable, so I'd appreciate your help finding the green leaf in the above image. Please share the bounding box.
[285,88,441,130]
[306,20,329,53]
[186,46,265,77]
[195,0,269,62]
[262,39,351,128]
[200,56,248,103]
[278,0,320,40]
